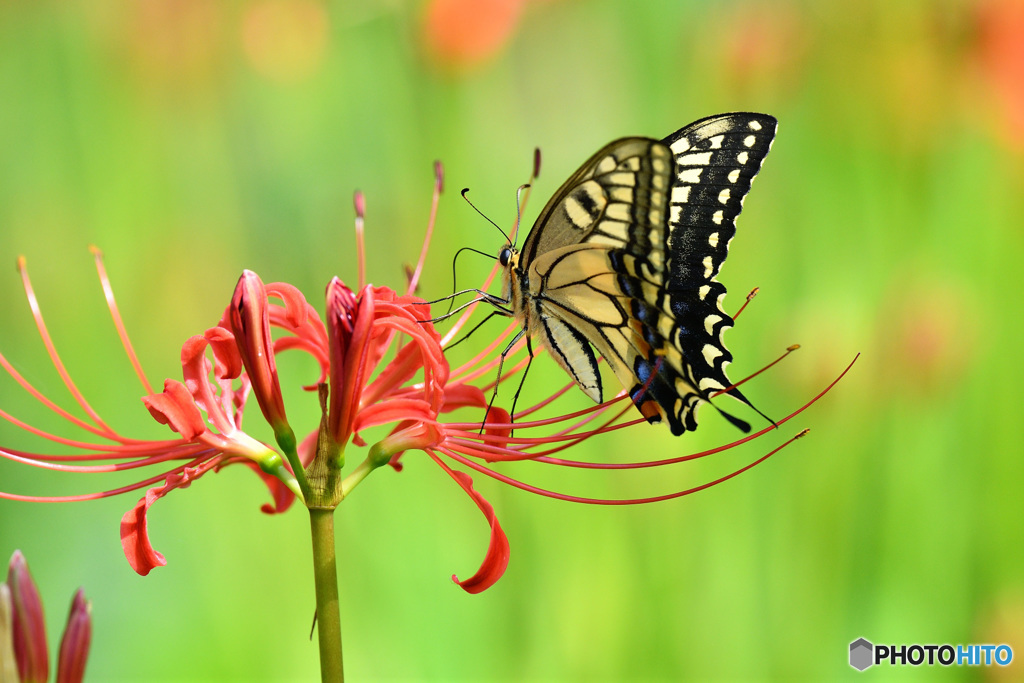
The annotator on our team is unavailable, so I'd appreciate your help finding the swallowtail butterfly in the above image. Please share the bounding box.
[494,113,777,435]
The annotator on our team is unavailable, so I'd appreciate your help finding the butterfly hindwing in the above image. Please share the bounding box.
[508,113,777,435]
[655,113,778,431]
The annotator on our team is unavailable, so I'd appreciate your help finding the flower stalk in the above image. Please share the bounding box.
[309,508,343,683]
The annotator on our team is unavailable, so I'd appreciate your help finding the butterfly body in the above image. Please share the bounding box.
[497,113,777,435]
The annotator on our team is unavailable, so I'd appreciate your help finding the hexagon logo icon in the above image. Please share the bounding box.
[850,638,874,671]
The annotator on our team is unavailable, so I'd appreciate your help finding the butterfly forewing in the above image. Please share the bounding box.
[516,139,674,403]
[520,138,671,264]
[508,113,777,435]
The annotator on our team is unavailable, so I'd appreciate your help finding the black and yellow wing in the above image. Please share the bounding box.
[504,113,777,435]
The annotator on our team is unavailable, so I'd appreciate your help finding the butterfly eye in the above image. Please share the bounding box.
[498,248,512,267]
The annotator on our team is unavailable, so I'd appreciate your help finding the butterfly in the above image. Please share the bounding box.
[491,113,778,435]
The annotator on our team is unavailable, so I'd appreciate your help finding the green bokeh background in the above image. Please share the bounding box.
[2,1,1022,681]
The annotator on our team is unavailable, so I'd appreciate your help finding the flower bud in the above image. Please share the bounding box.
[56,589,91,683]
[326,278,375,451]
[229,271,290,433]
[7,550,48,683]
[1,584,19,682]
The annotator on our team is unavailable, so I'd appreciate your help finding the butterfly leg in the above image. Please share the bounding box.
[506,336,535,438]
[422,292,512,324]
[444,310,501,352]
[480,327,526,435]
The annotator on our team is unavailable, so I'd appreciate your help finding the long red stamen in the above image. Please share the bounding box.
[710,344,800,398]
[441,353,857,469]
[90,246,155,396]
[0,453,215,503]
[0,444,209,473]
[732,286,759,320]
[0,357,120,442]
[14,257,117,440]
[406,161,444,296]
[353,190,367,290]
[447,320,520,381]
[436,429,809,505]
[439,261,503,345]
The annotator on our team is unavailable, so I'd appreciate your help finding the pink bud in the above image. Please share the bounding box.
[229,271,289,430]
[7,551,48,683]
[55,589,91,683]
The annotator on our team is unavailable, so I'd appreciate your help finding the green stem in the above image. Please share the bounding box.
[276,425,312,500]
[339,456,377,498]
[309,508,343,682]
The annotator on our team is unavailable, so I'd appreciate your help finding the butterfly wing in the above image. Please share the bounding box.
[515,137,674,408]
[516,113,777,435]
[655,113,778,431]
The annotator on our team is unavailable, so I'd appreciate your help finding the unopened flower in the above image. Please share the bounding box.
[0,164,853,593]
[56,590,91,683]
[1,551,91,683]
[228,270,290,435]
[6,550,48,682]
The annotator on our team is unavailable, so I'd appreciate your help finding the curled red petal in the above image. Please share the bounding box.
[141,379,205,440]
[180,334,235,434]
[353,398,435,434]
[204,326,242,381]
[266,281,311,329]
[430,456,510,594]
[120,489,167,576]
[440,383,488,412]
[480,406,513,452]
[119,466,205,576]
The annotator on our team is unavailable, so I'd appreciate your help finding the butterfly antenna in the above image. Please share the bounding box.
[510,147,541,245]
[510,183,530,246]
[461,188,512,245]
[442,245,498,315]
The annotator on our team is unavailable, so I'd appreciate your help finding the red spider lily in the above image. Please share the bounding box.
[0,163,854,594]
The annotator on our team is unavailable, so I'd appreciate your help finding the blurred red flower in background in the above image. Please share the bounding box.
[423,0,527,69]
[974,0,1024,150]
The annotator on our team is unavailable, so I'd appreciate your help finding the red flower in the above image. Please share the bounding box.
[0,165,853,593]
